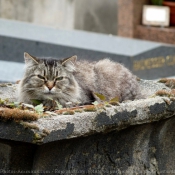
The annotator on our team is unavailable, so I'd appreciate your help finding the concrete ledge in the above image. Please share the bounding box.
[0,79,172,145]
[1,79,175,172]
[17,96,175,144]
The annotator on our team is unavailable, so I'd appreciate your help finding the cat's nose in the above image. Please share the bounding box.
[47,86,53,91]
[46,81,54,91]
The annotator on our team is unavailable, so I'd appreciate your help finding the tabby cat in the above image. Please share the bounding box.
[18,52,143,109]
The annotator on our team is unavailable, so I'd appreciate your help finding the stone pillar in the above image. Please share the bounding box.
[117,0,149,38]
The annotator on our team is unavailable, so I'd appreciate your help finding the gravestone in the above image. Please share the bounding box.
[0,19,175,82]
[0,80,175,174]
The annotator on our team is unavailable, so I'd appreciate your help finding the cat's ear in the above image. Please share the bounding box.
[61,55,77,72]
[24,52,39,66]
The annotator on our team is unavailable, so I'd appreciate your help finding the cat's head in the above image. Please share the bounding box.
[21,52,80,103]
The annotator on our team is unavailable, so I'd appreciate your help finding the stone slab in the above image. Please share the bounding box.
[1,96,172,145]
[133,46,175,79]
[0,79,175,172]
[0,19,161,57]
[0,79,173,145]
[1,19,175,81]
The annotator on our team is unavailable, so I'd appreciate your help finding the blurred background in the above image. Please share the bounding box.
[0,0,175,82]
[1,0,175,44]
[0,0,118,35]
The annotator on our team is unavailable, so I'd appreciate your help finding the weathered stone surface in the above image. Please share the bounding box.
[31,117,175,174]
[0,79,172,145]
[0,79,175,173]
[0,83,17,101]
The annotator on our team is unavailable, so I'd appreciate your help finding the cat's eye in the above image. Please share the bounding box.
[37,75,45,80]
[56,76,64,81]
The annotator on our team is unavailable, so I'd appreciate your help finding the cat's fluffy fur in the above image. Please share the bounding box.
[18,52,143,108]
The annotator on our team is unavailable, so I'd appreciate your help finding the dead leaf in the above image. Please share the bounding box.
[94,93,106,101]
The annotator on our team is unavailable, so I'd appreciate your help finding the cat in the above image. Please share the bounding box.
[18,52,143,109]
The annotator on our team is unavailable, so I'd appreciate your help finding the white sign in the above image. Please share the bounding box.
[142,5,170,26]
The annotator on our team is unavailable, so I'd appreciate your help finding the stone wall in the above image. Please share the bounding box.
[0,0,117,35]
[0,79,175,174]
